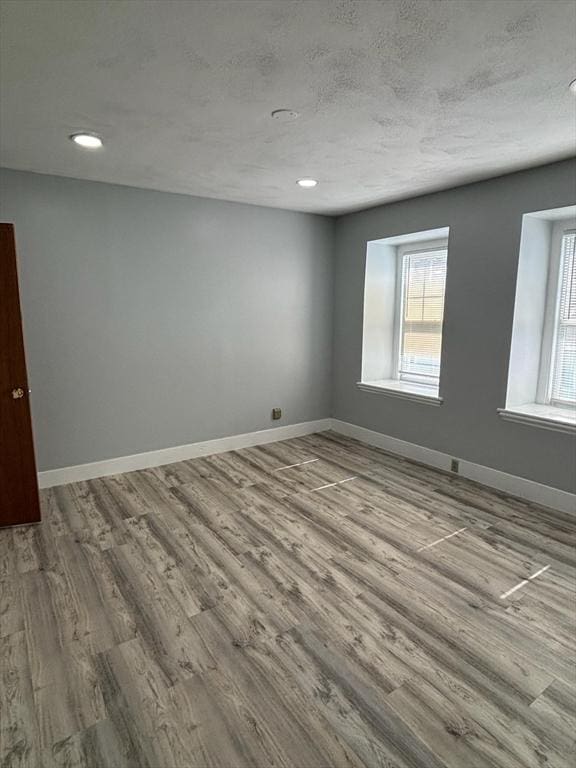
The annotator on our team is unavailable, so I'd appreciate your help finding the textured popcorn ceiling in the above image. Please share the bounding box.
[1,0,575,214]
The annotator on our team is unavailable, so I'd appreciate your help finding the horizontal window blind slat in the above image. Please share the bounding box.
[550,232,576,404]
[399,249,447,384]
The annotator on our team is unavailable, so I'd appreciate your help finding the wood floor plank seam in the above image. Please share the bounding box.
[1,432,574,768]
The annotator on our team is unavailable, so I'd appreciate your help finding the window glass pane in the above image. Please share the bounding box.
[399,250,447,384]
[550,232,576,404]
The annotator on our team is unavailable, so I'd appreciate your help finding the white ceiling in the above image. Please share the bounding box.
[1,0,575,215]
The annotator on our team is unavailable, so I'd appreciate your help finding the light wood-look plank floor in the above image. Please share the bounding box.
[1,431,575,768]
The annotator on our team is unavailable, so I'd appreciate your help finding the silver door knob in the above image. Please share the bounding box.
[12,387,25,399]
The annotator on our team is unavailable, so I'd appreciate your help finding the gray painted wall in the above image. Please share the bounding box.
[2,161,575,492]
[333,159,576,493]
[0,169,334,471]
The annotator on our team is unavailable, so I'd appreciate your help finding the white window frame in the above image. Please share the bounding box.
[537,221,576,408]
[392,239,448,388]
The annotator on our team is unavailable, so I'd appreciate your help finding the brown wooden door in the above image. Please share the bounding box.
[1,223,41,526]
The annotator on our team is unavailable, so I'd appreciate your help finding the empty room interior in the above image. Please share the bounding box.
[1,1,576,767]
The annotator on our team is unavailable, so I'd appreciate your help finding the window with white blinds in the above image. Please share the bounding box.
[549,231,576,405]
[397,248,447,385]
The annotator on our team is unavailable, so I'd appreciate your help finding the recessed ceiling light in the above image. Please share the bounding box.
[297,178,318,188]
[271,109,300,122]
[570,78,576,94]
[69,132,103,149]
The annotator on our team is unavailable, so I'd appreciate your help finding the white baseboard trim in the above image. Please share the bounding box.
[38,415,575,515]
[38,418,332,489]
[330,419,576,515]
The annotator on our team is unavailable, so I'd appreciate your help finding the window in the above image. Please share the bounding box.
[546,230,576,406]
[501,206,576,433]
[359,227,449,405]
[396,247,447,387]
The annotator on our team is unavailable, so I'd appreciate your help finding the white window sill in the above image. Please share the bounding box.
[498,403,576,434]
[357,379,443,406]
